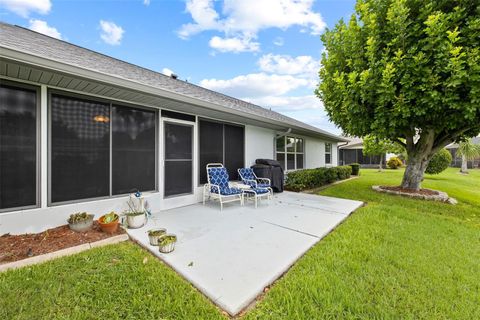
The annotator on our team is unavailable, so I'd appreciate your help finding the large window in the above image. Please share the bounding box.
[199,119,244,183]
[0,83,38,210]
[50,92,157,203]
[112,105,156,195]
[325,143,332,164]
[276,136,304,170]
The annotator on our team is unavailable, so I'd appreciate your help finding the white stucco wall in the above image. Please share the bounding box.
[244,125,275,166]
[305,138,338,169]
[305,137,324,168]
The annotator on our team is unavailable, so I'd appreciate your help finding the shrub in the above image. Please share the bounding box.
[349,163,360,175]
[284,166,351,191]
[336,165,352,180]
[387,157,403,169]
[425,149,452,174]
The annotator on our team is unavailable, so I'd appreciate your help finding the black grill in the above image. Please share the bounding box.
[251,159,284,193]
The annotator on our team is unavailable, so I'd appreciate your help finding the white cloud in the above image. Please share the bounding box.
[209,34,260,53]
[273,37,284,46]
[28,19,61,39]
[162,68,175,76]
[99,20,124,45]
[143,0,150,5]
[0,0,51,17]
[200,73,308,98]
[245,95,322,112]
[178,0,220,39]
[178,0,326,52]
[258,53,319,77]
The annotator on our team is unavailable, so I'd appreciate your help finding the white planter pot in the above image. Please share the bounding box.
[148,228,167,246]
[158,234,177,253]
[126,214,146,229]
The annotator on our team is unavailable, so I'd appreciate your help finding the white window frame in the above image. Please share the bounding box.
[325,142,332,165]
[276,135,304,171]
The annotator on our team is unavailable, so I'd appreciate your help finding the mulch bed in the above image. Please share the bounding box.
[379,186,439,196]
[0,222,125,264]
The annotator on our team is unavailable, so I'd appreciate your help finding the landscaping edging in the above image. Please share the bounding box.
[0,234,129,273]
[372,185,457,204]
[302,176,360,194]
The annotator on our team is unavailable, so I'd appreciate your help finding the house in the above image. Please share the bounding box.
[338,137,388,168]
[0,22,346,234]
[446,137,480,168]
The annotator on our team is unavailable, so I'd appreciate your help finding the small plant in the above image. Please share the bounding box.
[387,157,403,169]
[158,234,177,253]
[101,212,118,224]
[159,235,176,246]
[67,212,94,232]
[148,229,166,236]
[124,193,147,229]
[148,228,167,246]
[67,212,93,224]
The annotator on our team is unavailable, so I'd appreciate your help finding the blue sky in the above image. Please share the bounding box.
[0,0,356,134]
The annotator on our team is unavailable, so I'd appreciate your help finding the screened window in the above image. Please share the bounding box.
[325,142,332,164]
[199,119,244,183]
[112,105,156,195]
[51,94,110,203]
[50,92,157,203]
[0,83,38,210]
[276,136,304,170]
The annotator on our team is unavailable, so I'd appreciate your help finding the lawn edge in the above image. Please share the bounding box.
[0,234,129,273]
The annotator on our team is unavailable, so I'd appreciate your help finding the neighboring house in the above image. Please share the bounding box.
[446,137,480,168]
[338,137,387,168]
[0,22,346,234]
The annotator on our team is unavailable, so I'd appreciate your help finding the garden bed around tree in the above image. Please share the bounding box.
[372,185,457,204]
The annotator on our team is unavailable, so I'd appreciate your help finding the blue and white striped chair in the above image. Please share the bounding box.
[203,163,243,210]
[238,167,273,199]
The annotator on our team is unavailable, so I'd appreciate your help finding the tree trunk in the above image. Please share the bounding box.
[460,155,468,174]
[379,157,383,172]
[401,153,430,191]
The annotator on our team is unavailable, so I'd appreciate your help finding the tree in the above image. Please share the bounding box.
[317,0,480,191]
[456,138,480,173]
[363,135,403,171]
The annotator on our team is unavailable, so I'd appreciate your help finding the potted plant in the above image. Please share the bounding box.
[124,192,147,229]
[158,234,177,253]
[148,228,167,246]
[67,212,94,232]
[98,211,119,234]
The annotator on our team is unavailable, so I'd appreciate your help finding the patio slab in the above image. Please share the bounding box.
[127,191,362,315]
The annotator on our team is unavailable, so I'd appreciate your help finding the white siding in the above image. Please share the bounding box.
[244,125,275,166]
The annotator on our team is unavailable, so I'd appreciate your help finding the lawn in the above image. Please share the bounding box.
[1,168,479,319]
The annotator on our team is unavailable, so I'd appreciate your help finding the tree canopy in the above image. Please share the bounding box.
[317,0,480,189]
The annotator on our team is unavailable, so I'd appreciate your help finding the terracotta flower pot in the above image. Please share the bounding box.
[98,215,119,234]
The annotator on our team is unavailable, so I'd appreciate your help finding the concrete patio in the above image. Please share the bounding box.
[127,191,363,316]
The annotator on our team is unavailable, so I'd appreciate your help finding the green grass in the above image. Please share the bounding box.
[246,168,480,319]
[0,242,224,320]
[1,168,479,319]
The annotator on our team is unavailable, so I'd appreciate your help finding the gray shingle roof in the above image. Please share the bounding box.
[0,22,344,141]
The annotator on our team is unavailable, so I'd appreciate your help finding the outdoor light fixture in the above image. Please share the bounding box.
[93,115,109,123]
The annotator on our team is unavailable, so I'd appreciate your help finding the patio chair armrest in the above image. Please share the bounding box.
[243,179,258,187]
[257,178,271,185]
[208,183,222,194]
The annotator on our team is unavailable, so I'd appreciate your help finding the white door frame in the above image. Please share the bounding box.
[160,117,198,209]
